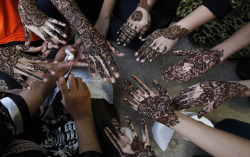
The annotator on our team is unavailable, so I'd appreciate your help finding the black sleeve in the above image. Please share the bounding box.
[78,151,103,157]
[202,0,233,19]
[9,95,30,129]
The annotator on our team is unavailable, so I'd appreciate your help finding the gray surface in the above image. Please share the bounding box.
[110,36,250,157]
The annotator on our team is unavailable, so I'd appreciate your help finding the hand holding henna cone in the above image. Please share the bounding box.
[104,116,156,157]
[173,81,249,118]
[122,75,179,127]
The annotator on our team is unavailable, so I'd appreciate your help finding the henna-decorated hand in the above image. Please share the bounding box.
[173,81,249,118]
[18,0,67,48]
[117,0,151,46]
[122,75,179,127]
[135,25,188,63]
[105,116,156,157]
[0,46,53,89]
[162,48,224,83]
[80,32,124,83]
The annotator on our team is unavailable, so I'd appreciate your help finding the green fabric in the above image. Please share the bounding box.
[176,0,250,58]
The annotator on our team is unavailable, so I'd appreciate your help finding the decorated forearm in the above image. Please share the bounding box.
[50,0,93,35]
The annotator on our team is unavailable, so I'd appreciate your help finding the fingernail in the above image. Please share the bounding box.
[117,42,120,45]
[123,44,126,46]
[115,73,120,78]
[135,52,138,56]
[27,86,31,90]
[117,38,119,41]
[43,78,48,82]
[136,58,140,62]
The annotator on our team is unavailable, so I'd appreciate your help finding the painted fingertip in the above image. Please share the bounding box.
[51,71,56,75]
[111,78,116,83]
[141,59,145,63]
[136,58,140,62]
[161,76,165,80]
[135,52,138,56]
[27,86,32,90]
[53,61,58,64]
[149,59,152,62]
[123,44,126,46]
[117,38,119,41]
[43,78,49,82]
[117,42,120,45]
[104,78,108,82]
[115,73,120,78]
[63,34,67,38]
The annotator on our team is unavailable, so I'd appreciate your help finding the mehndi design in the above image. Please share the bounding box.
[117,0,151,46]
[50,0,121,83]
[18,0,66,46]
[173,81,249,118]
[136,25,188,63]
[0,46,51,88]
[122,75,179,127]
[104,116,156,157]
[162,48,223,83]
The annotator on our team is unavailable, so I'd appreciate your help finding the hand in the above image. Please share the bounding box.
[117,4,151,46]
[18,0,67,48]
[104,116,156,157]
[80,31,124,83]
[173,81,249,118]
[0,46,52,89]
[122,75,179,127]
[162,48,223,83]
[135,25,188,63]
[59,75,91,120]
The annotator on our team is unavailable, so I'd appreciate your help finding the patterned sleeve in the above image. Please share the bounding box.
[0,102,16,155]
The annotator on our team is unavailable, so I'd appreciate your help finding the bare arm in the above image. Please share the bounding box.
[212,22,250,61]
[172,112,250,157]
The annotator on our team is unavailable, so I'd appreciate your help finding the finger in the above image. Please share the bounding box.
[123,98,139,110]
[24,27,32,46]
[104,127,124,154]
[59,76,69,96]
[146,49,157,62]
[68,74,77,91]
[41,31,58,48]
[76,77,83,90]
[25,64,51,74]
[152,80,168,96]
[94,56,107,81]
[48,18,66,27]
[137,47,152,63]
[14,66,47,82]
[46,22,67,38]
[43,27,66,45]
[87,57,96,77]
[14,74,30,90]
[141,119,150,146]
[122,86,141,102]
[99,54,115,81]
[118,27,130,45]
[180,84,200,95]
[132,75,153,96]
[124,29,137,46]
[124,79,144,96]
[75,62,89,67]
[104,53,119,78]
[173,48,196,56]
[138,23,150,40]
[112,118,132,145]
[109,43,125,57]
[135,40,151,57]
[124,116,138,139]
[117,23,126,35]
[74,37,83,48]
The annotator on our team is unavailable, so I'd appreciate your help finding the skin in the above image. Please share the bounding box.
[18,0,67,48]
[50,0,125,83]
[173,80,250,118]
[162,22,250,83]
[94,0,117,38]
[59,75,102,154]
[104,116,156,157]
[135,5,215,63]
[117,0,157,46]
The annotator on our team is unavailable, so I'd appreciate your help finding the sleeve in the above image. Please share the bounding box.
[202,0,233,19]
[78,151,103,157]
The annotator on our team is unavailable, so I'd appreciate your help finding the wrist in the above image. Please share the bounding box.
[137,0,152,12]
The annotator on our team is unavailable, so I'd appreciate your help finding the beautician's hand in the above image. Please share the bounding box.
[18,0,67,48]
[117,0,151,46]
[122,75,179,127]
[162,48,223,83]
[0,46,52,89]
[135,25,188,63]
[105,116,156,157]
[173,81,249,118]
[59,75,91,120]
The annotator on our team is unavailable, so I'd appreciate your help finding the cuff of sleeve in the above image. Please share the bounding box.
[0,95,30,135]
[78,151,102,157]
[202,0,232,19]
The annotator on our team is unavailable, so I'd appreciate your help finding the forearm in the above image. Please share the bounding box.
[19,74,56,116]
[98,0,117,20]
[75,116,102,154]
[50,0,93,35]
[138,0,158,12]
[212,22,250,61]
[171,112,250,157]
[176,5,215,34]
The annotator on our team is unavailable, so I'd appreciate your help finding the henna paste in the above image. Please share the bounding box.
[131,11,143,21]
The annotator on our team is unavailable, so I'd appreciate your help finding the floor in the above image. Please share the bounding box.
[110,36,250,156]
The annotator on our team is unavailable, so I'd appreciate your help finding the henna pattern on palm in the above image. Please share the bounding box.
[50,0,120,82]
[0,46,51,88]
[162,48,223,83]
[173,81,249,118]
[136,25,188,63]
[104,116,156,157]
[122,75,179,127]
[18,0,66,46]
